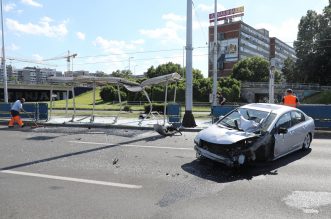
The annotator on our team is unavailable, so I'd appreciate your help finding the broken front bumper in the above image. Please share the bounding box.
[194,145,236,167]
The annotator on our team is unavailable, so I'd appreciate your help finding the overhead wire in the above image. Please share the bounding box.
[192,1,208,45]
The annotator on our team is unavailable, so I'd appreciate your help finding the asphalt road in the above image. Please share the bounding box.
[0,126,331,219]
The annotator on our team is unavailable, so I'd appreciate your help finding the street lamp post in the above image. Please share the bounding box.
[1,0,8,103]
[269,58,276,103]
[182,0,196,127]
[212,0,218,107]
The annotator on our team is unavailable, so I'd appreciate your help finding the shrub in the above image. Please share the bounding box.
[123,105,132,112]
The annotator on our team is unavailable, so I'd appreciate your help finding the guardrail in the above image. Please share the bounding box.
[211,104,331,128]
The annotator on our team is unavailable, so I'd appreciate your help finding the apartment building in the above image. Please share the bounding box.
[208,7,296,78]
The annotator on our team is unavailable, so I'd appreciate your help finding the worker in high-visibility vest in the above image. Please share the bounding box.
[281,89,299,108]
[8,98,25,128]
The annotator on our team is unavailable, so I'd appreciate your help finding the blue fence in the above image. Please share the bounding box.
[298,105,331,128]
[211,104,331,128]
[0,103,48,121]
[211,105,238,123]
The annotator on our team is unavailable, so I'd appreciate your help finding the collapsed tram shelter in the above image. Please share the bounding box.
[47,72,182,127]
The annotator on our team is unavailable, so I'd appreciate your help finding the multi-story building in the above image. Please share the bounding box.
[37,68,60,84]
[208,20,296,77]
[22,67,37,84]
[270,37,296,70]
[72,70,89,77]
[0,65,20,83]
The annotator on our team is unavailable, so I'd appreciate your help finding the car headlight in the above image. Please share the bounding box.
[194,136,200,145]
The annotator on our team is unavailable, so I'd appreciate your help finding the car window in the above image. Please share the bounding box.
[261,112,277,131]
[291,111,305,126]
[219,111,241,129]
[276,113,291,129]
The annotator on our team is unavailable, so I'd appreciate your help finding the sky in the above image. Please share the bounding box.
[2,0,329,77]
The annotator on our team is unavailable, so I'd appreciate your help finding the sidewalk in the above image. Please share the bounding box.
[1,115,331,138]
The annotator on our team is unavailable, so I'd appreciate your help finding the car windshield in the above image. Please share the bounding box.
[217,108,276,133]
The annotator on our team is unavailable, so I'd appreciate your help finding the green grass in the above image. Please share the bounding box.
[49,88,212,112]
[302,91,331,104]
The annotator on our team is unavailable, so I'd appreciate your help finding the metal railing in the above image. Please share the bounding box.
[242,82,331,90]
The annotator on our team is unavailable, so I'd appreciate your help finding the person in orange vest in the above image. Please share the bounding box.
[8,98,25,128]
[281,89,299,107]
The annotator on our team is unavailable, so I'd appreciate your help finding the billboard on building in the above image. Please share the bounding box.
[209,6,244,22]
[209,38,239,67]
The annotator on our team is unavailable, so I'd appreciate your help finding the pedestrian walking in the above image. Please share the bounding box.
[281,89,299,107]
[8,98,25,128]
[218,92,226,105]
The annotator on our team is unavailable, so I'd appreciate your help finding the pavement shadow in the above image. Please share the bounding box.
[181,148,312,183]
[0,133,165,171]
[26,136,58,141]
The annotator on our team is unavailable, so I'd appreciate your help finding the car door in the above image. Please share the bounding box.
[290,110,306,149]
[274,112,293,157]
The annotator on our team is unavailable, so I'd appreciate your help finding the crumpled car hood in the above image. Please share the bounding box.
[197,124,257,145]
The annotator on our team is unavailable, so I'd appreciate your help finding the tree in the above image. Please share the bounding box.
[232,57,270,82]
[145,62,185,78]
[294,1,331,84]
[282,58,298,82]
[111,70,133,79]
[219,77,241,102]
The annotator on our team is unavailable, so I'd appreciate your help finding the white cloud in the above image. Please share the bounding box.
[8,43,20,51]
[32,54,43,61]
[162,13,185,22]
[139,13,185,45]
[255,18,299,46]
[4,3,16,12]
[6,17,68,38]
[21,0,42,8]
[91,36,146,72]
[93,36,144,52]
[76,32,86,40]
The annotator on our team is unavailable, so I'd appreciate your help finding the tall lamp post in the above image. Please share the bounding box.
[1,0,8,103]
[269,58,276,103]
[212,0,218,107]
[182,0,196,127]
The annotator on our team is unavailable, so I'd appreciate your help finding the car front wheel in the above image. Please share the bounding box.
[302,134,311,150]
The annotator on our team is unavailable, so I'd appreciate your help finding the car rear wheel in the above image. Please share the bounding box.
[302,134,311,150]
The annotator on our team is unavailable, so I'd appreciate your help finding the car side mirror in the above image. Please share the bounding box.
[278,127,288,134]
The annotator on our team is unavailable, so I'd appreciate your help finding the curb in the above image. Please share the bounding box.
[1,119,331,137]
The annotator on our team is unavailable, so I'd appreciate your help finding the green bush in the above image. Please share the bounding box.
[100,85,127,102]
[123,105,132,112]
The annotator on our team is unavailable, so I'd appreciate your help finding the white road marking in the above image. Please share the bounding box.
[283,191,331,214]
[0,170,142,189]
[69,140,194,151]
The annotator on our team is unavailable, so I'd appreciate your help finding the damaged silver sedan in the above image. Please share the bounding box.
[194,103,315,167]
